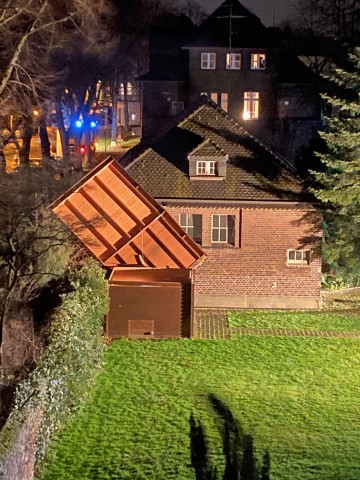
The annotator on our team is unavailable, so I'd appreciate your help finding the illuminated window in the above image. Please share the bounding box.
[196,160,217,175]
[179,214,202,244]
[226,53,241,69]
[221,93,228,112]
[243,92,259,120]
[209,92,228,112]
[251,53,266,70]
[212,215,235,245]
[120,82,133,96]
[201,52,216,69]
[287,249,311,265]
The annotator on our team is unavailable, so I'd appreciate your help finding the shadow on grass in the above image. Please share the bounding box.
[190,394,270,480]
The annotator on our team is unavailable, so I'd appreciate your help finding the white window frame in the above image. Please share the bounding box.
[212,214,230,243]
[287,249,311,265]
[201,52,216,70]
[251,53,266,70]
[196,160,216,176]
[243,92,259,120]
[179,214,202,244]
[226,53,241,70]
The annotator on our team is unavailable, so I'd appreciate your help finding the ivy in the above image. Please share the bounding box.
[5,259,109,467]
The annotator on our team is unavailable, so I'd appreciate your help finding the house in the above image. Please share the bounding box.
[141,0,322,164]
[51,97,322,338]
[122,97,322,311]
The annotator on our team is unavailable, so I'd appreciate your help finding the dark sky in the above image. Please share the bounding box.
[194,0,295,27]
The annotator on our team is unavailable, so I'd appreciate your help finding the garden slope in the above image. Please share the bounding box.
[40,337,360,480]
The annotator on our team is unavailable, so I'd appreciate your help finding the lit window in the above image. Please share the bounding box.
[196,161,217,175]
[226,53,241,70]
[201,53,216,69]
[221,93,228,112]
[243,92,259,120]
[212,215,235,245]
[210,92,228,112]
[287,249,311,265]
[179,214,202,244]
[251,53,266,70]
[120,82,133,96]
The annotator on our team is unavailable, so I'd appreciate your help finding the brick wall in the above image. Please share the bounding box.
[166,205,322,309]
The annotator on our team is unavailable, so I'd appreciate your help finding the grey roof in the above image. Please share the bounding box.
[121,98,310,203]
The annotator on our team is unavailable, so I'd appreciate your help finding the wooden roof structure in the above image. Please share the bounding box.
[50,157,205,269]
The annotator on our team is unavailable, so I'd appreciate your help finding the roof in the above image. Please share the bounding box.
[50,158,205,269]
[182,0,274,48]
[121,98,310,203]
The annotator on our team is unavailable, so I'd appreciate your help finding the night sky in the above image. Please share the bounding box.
[193,0,295,27]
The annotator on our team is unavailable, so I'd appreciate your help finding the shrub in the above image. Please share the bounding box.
[4,259,109,467]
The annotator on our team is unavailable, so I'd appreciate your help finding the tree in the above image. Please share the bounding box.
[293,0,360,43]
[0,0,119,166]
[311,47,360,273]
[0,161,83,357]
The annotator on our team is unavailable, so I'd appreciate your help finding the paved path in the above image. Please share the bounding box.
[194,309,360,340]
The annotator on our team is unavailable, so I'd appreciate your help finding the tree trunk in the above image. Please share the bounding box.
[55,101,69,160]
[20,119,33,165]
[123,81,130,136]
[39,117,51,161]
[111,90,118,144]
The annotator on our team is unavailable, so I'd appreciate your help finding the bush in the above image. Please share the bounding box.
[5,259,109,467]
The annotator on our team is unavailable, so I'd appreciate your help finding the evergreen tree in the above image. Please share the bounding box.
[312,47,360,274]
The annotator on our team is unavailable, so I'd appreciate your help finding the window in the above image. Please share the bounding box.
[287,249,311,265]
[212,215,235,245]
[196,160,217,176]
[210,92,228,112]
[221,93,228,112]
[226,53,241,70]
[120,82,133,96]
[251,53,266,70]
[171,101,184,116]
[243,92,259,120]
[179,214,202,244]
[201,52,216,69]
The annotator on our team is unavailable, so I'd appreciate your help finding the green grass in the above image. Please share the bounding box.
[39,336,360,480]
[227,310,360,331]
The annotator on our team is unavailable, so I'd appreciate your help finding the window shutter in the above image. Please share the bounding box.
[228,215,235,246]
[193,215,203,245]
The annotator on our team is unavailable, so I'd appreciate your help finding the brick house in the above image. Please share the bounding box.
[122,97,322,310]
[141,0,322,164]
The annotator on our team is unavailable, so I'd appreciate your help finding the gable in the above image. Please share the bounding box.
[50,158,205,269]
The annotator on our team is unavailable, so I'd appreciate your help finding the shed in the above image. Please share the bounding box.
[50,157,205,338]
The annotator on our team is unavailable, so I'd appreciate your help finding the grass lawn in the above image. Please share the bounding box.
[39,332,360,480]
[227,310,360,331]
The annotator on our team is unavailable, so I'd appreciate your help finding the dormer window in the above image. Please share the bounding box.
[201,53,216,69]
[251,53,266,70]
[196,160,216,175]
[226,53,241,70]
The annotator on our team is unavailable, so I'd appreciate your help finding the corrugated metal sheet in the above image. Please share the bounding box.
[50,157,205,269]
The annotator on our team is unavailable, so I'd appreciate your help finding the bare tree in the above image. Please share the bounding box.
[293,0,360,42]
[0,162,82,360]
[0,0,119,166]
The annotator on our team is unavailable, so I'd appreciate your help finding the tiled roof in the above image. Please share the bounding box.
[188,139,226,158]
[122,99,310,203]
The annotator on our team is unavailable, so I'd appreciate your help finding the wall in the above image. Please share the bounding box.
[166,205,322,309]
[142,80,188,138]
